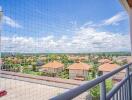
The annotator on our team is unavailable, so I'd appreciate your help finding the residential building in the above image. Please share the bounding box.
[98,63,126,81]
[67,62,91,80]
[40,61,64,74]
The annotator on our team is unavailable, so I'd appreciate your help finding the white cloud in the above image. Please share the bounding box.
[1,11,129,53]
[82,12,128,28]
[1,27,130,53]
[3,16,22,28]
[102,12,127,26]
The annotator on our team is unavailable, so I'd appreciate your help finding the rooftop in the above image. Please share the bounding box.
[98,63,125,72]
[42,61,64,69]
[67,62,91,70]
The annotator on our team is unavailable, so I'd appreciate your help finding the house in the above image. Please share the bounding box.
[98,59,112,64]
[67,62,91,80]
[40,61,64,74]
[98,63,126,81]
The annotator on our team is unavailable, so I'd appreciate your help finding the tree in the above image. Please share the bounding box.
[87,60,113,100]
[46,54,58,62]
[60,55,69,67]
[22,65,30,73]
[13,64,21,72]
[16,53,23,59]
[89,79,113,100]
[57,69,69,79]
[31,62,37,71]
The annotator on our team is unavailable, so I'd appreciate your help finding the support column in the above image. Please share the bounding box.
[0,7,3,70]
[130,9,132,54]
[129,8,132,72]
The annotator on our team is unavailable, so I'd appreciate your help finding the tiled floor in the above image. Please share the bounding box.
[0,78,66,100]
[0,78,88,100]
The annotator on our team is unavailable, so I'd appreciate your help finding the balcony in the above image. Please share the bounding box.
[0,0,132,100]
[0,63,132,100]
[0,70,87,100]
[50,63,132,100]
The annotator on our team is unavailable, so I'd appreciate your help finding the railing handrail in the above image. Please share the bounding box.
[50,63,132,100]
[106,73,132,99]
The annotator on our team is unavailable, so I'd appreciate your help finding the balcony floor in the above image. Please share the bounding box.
[0,78,66,100]
[0,78,88,100]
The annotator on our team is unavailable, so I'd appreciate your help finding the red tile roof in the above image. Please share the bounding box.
[42,61,64,69]
[68,62,91,70]
[99,63,125,72]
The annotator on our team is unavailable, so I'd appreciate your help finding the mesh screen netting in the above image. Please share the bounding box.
[0,0,130,100]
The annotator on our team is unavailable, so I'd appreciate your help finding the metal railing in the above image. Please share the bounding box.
[50,63,132,100]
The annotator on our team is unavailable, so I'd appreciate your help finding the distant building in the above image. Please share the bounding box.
[40,61,64,74]
[68,56,79,62]
[113,56,128,64]
[98,59,112,64]
[67,62,91,80]
[39,57,47,61]
[98,63,126,82]
[79,56,89,62]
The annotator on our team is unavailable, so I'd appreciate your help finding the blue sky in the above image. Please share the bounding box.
[0,0,131,53]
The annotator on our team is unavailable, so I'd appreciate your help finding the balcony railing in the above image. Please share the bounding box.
[50,63,132,100]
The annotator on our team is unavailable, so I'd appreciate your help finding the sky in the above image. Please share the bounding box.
[0,0,131,53]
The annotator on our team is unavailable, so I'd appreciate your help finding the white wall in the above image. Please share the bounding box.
[69,70,88,79]
[43,67,63,73]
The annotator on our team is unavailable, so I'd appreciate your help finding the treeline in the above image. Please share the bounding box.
[1,52,131,58]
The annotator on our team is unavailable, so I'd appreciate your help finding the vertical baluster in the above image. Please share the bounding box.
[130,75,132,99]
[111,96,115,100]
[127,67,131,100]
[125,81,128,100]
[119,88,121,100]
[115,92,118,100]
[100,81,106,100]
[121,86,124,100]
[122,85,125,100]
[128,80,129,100]
[123,84,126,100]
[127,80,129,100]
